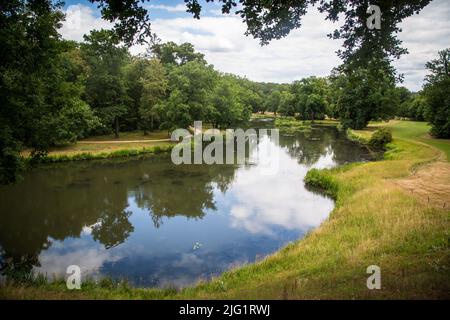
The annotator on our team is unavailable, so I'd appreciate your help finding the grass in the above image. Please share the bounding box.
[20,130,175,162]
[352,120,450,162]
[2,120,449,299]
[274,117,338,133]
[30,144,174,163]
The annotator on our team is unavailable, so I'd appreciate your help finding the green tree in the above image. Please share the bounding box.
[265,90,282,116]
[150,41,206,66]
[210,76,251,128]
[123,57,148,130]
[292,77,328,120]
[139,59,168,133]
[0,1,98,183]
[336,59,397,129]
[407,94,428,121]
[277,91,295,117]
[158,61,217,130]
[423,48,450,138]
[81,29,129,138]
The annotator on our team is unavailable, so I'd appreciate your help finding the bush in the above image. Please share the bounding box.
[369,128,392,148]
[304,168,339,199]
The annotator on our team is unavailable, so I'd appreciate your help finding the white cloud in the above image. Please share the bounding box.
[226,135,334,235]
[393,0,450,91]
[146,4,187,12]
[59,1,450,91]
[59,4,112,42]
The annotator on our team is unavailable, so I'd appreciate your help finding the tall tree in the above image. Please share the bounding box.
[277,91,295,117]
[292,77,329,120]
[0,1,97,183]
[158,61,217,130]
[139,58,168,134]
[265,90,282,116]
[423,48,450,138]
[335,59,397,129]
[210,76,251,128]
[81,29,129,138]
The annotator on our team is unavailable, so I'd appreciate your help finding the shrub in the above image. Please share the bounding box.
[369,128,392,148]
[304,168,339,199]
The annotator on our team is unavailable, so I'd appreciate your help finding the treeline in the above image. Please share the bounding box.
[51,33,276,140]
[255,49,449,137]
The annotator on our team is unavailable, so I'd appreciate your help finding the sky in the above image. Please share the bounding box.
[60,0,450,91]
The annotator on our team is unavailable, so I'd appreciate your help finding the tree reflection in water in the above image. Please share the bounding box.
[0,124,373,284]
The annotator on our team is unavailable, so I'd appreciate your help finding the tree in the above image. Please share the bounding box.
[123,57,148,130]
[305,94,327,122]
[423,49,450,138]
[81,29,129,138]
[0,1,98,183]
[265,90,282,116]
[277,91,295,117]
[158,61,217,130]
[292,77,329,120]
[210,77,251,128]
[139,58,168,134]
[394,86,413,118]
[335,59,397,129]
[150,41,206,66]
[407,94,428,121]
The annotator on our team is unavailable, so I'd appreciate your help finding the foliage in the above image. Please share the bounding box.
[277,91,295,117]
[0,1,98,183]
[369,128,393,148]
[264,90,282,115]
[157,61,218,130]
[209,76,252,128]
[333,59,398,129]
[140,59,168,133]
[291,77,329,120]
[81,29,130,138]
[422,48,450,138]
[150,41,206,66]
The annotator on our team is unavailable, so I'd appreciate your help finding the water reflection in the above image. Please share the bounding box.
[0,124,372,287]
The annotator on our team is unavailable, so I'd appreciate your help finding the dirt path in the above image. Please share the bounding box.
[395,140,450,209]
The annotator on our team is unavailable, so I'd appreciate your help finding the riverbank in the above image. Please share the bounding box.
[1,120,449,299]
[21,130,174,163]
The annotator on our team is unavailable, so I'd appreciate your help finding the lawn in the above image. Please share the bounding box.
[20,130,174,158]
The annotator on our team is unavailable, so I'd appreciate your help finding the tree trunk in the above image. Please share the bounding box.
[114,116,119,139]
[151,114,154,131]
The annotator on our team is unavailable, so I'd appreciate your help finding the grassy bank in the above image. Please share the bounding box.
[20,130,174,163]
[2,121,449,299]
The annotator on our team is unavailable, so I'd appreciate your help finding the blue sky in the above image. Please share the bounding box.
[59,0,450,91]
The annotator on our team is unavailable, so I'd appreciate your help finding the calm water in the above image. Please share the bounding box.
[0,122,373,287]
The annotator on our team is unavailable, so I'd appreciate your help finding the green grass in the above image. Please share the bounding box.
[352,120,450,162]
[25,144,174,164]
[2,120,449,299]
